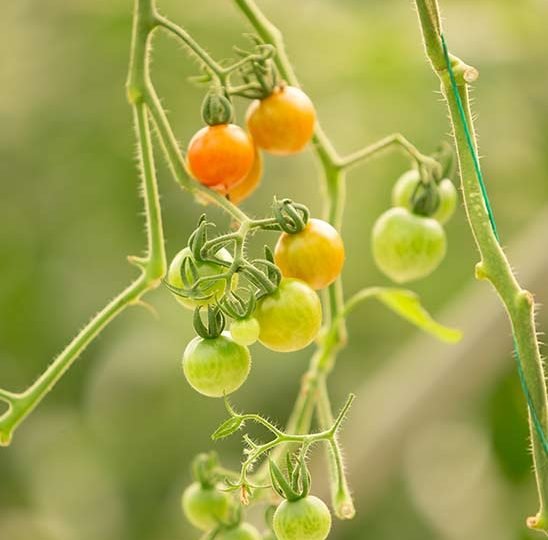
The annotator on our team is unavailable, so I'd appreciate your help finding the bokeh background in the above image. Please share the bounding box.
[1,0,548,539]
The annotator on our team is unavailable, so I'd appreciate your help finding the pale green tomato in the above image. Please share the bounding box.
[182,482,231,531]
[182,332,251,398]
[230,317,260,346]
[167,247,235,309]
[372,207,447,283]
[254,278,322,353]
[273,496,332,540]
[217,523,262,540]
[392,169,458,224]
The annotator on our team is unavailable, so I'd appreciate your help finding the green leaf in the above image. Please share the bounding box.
[211,416,244,440]
[345,287,462,343]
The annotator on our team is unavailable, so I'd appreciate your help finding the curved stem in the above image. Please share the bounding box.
[414,0,548,533]
[0,0,167,444]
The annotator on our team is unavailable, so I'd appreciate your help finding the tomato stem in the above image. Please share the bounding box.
[415,0,548,532]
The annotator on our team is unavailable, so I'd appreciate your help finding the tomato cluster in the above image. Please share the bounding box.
[186,85,316,205]
[372,168,458,283]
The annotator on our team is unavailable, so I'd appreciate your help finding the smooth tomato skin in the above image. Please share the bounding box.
[254,278,322,353]
[246,86,316,155]
[182,482,231,531]
[216,523,262,540]
[372,207,447,283]
[226,147,263,205]
[230,317,260,346]
[182,333,251,398]
[392,170,458,224]
[274,218,345,290]
[187,124,254,189]
[273,496,332,540]
[167,247,235,310]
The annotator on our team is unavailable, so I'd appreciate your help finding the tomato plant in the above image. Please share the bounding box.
[2,0,547,539]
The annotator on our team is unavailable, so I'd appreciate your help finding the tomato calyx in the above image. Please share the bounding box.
[409,177,441,217]
[269,449,311,502]
[273,197,310,234]
[192,451,222,489]
[194,305,226,339]
[202,91,234,126]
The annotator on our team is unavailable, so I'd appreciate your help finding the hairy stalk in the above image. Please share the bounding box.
[414,0,548,532]
[232,0,353,516]
[0,0,167,446]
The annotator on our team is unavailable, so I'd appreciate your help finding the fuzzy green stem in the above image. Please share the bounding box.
[0,0,167,446]
[414,0,548,532]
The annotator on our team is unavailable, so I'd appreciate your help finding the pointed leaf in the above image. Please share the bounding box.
[345,287,462,343]
[211,416,243,440]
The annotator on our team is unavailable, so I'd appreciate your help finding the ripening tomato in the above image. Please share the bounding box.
[182,482,231,531]
[183,332,251,398]
[230,317,260,346]
[216,523,262,540]
[392,170,458,224]
[372,207,446,283]
[273,496,332,540]
[167,247,236,310]
[226,147,263,205]
[274,218,345,290]
[254,278,322,353]
[246,86,316,155]
[187,124,254,189]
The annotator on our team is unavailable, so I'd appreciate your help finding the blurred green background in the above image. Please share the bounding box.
[1,0,548,539]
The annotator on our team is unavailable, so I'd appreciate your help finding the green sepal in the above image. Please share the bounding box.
[202,91,234,126]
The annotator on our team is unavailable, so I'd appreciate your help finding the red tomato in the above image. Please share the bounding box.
[187,124,254,189]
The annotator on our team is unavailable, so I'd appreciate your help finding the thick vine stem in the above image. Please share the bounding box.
[414,0,548,533]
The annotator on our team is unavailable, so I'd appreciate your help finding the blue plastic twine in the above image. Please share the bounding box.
[441,33,548,455]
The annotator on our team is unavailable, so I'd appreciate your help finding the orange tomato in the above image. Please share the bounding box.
[246,86,316,155]
[274,218,345,290]
[187,124,254,189]
[226,148,263,204]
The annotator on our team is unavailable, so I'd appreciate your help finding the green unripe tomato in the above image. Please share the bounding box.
[230,317,260,346]
[254,278,322,353]
[182,332,251,398]
[392,169,458,224]
[273,496,332,540]
[372,207,447,283]
[217,523,262,540]
[167,247,235,309]
[182,482,231,531]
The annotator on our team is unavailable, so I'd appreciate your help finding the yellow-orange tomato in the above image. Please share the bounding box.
[187,124,254,189]
[246,86,316,155]
[226,148,263,204]
[274,218,345,290]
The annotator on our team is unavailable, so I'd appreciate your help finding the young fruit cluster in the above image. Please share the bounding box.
[372,160,458,283]
[182,453,263,539]
[165,206,345,398]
